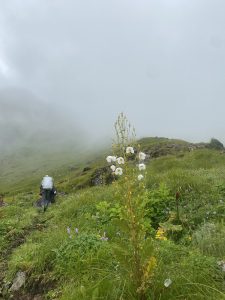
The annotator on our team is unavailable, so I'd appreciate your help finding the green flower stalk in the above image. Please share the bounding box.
[106,113,155,300]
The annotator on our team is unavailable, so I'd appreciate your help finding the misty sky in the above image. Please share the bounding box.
[0,0,225,143]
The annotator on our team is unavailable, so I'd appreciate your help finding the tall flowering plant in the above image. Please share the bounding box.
[106,113,155,300]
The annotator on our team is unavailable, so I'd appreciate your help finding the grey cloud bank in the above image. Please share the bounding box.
[0,0,225,144]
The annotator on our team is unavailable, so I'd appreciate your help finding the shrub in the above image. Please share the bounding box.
[192,222,225,258]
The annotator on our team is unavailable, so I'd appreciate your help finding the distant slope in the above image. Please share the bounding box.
[0,87,86,154]
[0,134,219,195]
[0,87,94,193]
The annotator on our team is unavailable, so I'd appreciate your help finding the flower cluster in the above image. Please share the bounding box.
[155,227,167,241]
[106,155,125,176]
[106,147,147,180]
[137,151,147,181]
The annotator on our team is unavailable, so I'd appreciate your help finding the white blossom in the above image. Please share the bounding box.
[67,227,71,235]
[139,152,146,161]
[164,278,172,288]
[106,156,113,163]
[115,167,123,176]
[117,157,125,164]
[138,174,144,181]
[217,261,225,272]
[106,156,117,163]
[110,165,116,172]
[111,156,117,162]
[126,146,134,154]
[138,163,146,171]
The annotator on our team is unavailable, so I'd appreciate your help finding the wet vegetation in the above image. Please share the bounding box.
[1,133,225,299]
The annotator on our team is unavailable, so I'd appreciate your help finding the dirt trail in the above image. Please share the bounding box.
[0,215,50,300]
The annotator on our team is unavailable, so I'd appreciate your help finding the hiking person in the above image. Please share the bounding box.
[40,175,56,211]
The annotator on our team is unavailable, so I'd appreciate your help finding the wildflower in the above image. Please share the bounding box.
[217,260,225,272]
[100,232,109,241]
[138,152,146,160]
[138,174,144,181]
[75,228,79,234]
[143,256,157,280]
[126,146,134,154]
[111,156,117,162]
[164,278,172,287]
[155,227,167,240]
[106,156,113,163]
[110,165,116,172]
[67,227,72,238]
[117,157,125,164]
[115,167,123,176]
[138,163,146,171]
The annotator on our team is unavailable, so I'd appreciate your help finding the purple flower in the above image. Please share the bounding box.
[100,231,109,241]
[67,227,72,238]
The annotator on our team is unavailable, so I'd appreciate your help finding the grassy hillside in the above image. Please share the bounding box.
[1,138,225,300]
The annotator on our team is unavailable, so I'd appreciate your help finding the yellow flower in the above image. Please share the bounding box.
[155,227,167,241]
[143,256,157,280]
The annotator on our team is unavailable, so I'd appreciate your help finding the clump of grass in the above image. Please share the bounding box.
[192,222,225,259]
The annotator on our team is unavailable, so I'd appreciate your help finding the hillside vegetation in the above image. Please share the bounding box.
[1,135,225,300]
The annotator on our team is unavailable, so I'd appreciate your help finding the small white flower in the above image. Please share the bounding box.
[222,264,225,272]
[217,261,225,272]
[126,146,134,154]
[106,156,113,163]
[138,174,144,181]
[115,167,123,176]
[164,278,172,288]
[139,152,146,160]
[110,165,116,172]
[138,163,146,171]
[117,157,125,164]
[111,156,117,162]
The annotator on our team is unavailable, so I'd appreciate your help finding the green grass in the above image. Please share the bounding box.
[1,139,225,299]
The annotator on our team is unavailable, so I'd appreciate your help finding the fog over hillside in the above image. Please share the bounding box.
[0,1,225,145]
[0,88,87,154]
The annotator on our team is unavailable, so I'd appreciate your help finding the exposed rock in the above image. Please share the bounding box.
[83,166,91,172]
[10,271,26,292]
[90,167,114,186]
[207,138,224,150]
